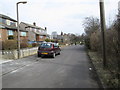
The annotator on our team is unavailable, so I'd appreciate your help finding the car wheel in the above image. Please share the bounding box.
[41,55,44,58]
[52,53,55,58]
[38,53,41,57]
[58,52,60,55]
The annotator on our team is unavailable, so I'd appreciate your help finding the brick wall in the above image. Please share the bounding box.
[0,29,8,41]
[1,47,38,59]
[39,35,46,41]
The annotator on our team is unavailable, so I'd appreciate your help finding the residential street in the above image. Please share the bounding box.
[2,45,101,88]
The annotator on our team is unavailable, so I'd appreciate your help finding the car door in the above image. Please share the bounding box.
[53,44,58,54]
[57,46,61,53]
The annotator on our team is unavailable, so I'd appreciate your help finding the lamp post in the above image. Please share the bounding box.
[99,0,107,68]
[16,1,27,59]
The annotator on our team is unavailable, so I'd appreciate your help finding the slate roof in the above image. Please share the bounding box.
[0,23,17,30]
[20,22,49,36]
[0,14,17,30]
[0,14,17,22]
[21,22,45,30]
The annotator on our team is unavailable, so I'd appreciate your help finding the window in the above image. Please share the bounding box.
[0,18,2,23]
[54,43,58,48]
[21,32,27,36]
[2,19,6,24]
[40,43,52,48]
[10,21,16,26]
[6,19,10,25]
[0,33,1,39]
[40,36,43,38]
[8,30,14,40]
[8,30,14,35]
[8,35,14,40]
[34,29,36,32]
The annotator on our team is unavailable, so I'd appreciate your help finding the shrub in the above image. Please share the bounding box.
[28,44,32,48]
[32,43,38,47]
[45,38,51,42]
[84,36,91,49]
[20,42,28,49]
[8,35,14,40]
[90,31,101,51]
[51,39,55,42]
[2,40,17,50]
[106,29,118,56]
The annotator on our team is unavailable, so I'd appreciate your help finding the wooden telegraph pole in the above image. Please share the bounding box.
[99,0,107,68]
[117,1,120,88]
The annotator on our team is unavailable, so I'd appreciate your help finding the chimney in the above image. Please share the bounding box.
[61,31,63,36]
[45,27,47,30]
[33,22,36,26]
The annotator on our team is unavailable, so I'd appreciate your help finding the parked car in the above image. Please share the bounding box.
[28,41,37,44]
[37,42,61,58]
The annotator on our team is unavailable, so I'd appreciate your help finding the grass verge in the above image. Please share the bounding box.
[88,50,119,88]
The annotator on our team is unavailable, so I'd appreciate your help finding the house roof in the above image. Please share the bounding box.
[19,23,28,32]
[20,22,48,35]
[36,32,49,36]
[20,22,45,30]
[0,25,4,29]
[0,14,17,30]
[0,23,17,30]
[0,14,17,22]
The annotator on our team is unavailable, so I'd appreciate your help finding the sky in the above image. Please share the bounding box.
[0,0,120,35]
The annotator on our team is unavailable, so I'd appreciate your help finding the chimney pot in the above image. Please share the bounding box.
[45,27,47,30]
[33,22,36,26]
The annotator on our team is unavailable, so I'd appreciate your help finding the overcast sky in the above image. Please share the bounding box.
[0,0,119,35]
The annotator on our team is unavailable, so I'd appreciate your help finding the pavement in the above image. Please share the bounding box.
[1,55,39,76]
[2,45,102,88]
[0,60,13,64]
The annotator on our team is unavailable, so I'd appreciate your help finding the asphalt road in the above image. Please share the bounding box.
[2,45,100,88]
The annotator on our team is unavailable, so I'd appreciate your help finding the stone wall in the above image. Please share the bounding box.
[0,47,38,60]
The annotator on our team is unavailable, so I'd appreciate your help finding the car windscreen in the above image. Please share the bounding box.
[40,43,52,48]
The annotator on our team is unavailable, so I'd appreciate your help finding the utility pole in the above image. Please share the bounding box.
[117,1,120,88]
[99,0,107,68]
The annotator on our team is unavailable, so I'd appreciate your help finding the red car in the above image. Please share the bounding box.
[37,42,61,58]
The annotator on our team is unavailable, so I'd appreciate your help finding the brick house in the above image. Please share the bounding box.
[0,14,29,49]
[0,14,49,50]
[0,14,18,42]
[19,24,28,43]
[20,22,49,42]
[0,14,18,50]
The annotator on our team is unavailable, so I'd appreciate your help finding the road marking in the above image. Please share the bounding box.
[10,70,18,73]
[2,59,39,76]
